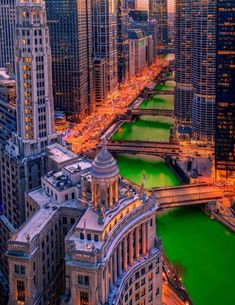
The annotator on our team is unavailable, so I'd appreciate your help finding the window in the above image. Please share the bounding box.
[148,272,153,281]
[78,275,84,284]
[135,271,140,280]
[141,267,145,275]
[15,265,25,275]
[94,234,99,242]
[87,234,91,241]
[135,292,140,301]
[156,266,159,274]
[148,263,153,270]
[141,278,145,286]
[78,275,90,286]
[80,233,84,240]
[156,287,160,295]
[135,282,140,290]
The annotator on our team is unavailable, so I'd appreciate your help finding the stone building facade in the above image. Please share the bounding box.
[7,142,162,305]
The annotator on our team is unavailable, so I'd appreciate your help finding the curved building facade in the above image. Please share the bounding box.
[191,0,216,141]
[174,0,193,123]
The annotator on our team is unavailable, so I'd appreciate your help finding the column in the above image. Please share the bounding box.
[115,180,118,202]
[146,221,150,252]
[113,249,118,284]
[135,226,140,260]
[118,243,122,276]
[129,231,134,265]
[109,259,113,290]
[142,222,147,255]
[105,266,109,301]
[123,237,128,272]
[109,184,113,207]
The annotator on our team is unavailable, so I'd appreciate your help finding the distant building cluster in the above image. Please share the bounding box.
[174,0,235,180]
[0,0,169,123]
[0,0,166,304]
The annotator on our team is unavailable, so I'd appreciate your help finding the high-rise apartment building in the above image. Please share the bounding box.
[7,142,162,305]
[0,0,16,71]
[45,0,94,122]
[0,0,58,228]
[174,0,193,123]
[191,0,216,141]
[155,0,168,47]
[215,0,235,180]
[92,0,118,92]
[117,2,129,84]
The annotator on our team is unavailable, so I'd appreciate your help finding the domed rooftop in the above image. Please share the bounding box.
[91,139,119,179]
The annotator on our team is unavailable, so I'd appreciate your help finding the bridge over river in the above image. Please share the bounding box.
[154,184,227,209]
[107,141,180,157]
[131,108,174,117]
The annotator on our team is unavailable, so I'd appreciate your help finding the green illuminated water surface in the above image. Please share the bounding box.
[157,207,235,305]
[155,80,175,92]
[111,115,174,142]
[116,154,180,189]
[139,94,174,110]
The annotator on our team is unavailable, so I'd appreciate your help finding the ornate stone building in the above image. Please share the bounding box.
[62,141,162,305]
[7,142,162,305]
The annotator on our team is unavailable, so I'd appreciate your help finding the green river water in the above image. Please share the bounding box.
[139,94,174,110]
[112,77,234,305]
[116,154,180,189]
[111,115,174,142]
[157,207,235,305]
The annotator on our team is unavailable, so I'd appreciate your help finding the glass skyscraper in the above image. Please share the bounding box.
[45,0,94,122]
[215,0,235,179]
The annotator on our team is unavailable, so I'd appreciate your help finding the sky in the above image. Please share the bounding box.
[168,0,174,12]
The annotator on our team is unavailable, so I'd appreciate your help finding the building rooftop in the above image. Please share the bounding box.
[12,187,86,243]
[47,143,78,164]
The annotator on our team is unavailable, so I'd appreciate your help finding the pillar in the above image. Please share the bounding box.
[135,226,140,260]
[118,243,122,276]
[142,222,147,255]
[109,259,113,290]
[105,266,109,301]
[113,249,118,284]
[129,231,134,265]
[115,180,118,202]
[146,221,150,252]
[109,184,113,207]
[123,237,128,272]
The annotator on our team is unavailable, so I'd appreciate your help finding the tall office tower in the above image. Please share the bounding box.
[0,68,16,145]
[155,0,168,47]
[7,144,162,305]
[129,16,158,59]
[134,0,149,12]
[191,0,216,141]
[92,0,118,92]
[174,0,193,123]
[0,0,16,72]
[215,0,235,180]
[0,0,58,228]
[117,1,129,84]
[45,0,94,122]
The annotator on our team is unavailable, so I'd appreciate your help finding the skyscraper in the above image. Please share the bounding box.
[215,0,235,180]
[155,0,168,47]
[45,0,94,122]
[92,0,118,92]
[0,0,15,71]
[174,0,193,123]
[0,0,58,228]
[191,0,216,141]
